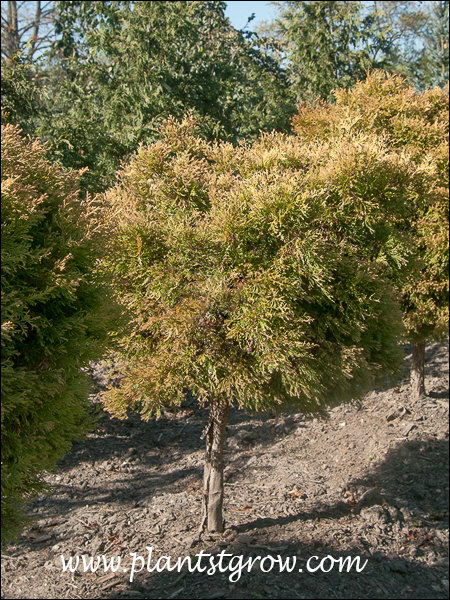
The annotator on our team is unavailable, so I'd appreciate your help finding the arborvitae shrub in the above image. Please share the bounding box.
[100,114,427,533]
[293,71,449,400]
[1,125,111,547]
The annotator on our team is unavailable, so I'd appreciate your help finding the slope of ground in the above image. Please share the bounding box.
[1,341,449,599]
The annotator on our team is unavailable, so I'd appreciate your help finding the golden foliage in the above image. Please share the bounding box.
[293,71,449,341]
[98,111,423,419]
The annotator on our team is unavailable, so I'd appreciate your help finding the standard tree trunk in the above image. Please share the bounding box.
[201,401,229,534]
[411,339,426,401]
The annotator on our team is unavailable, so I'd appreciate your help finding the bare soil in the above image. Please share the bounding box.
[1,341,449,599]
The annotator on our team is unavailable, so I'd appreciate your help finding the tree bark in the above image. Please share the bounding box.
[6,0,19,59]
[411,339,426,401]
[201,401,229,534]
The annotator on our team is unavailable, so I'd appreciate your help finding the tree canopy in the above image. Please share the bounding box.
[97,112,435,530]
[293,71,449,399]
[35,0,295,193]
[260,0,449,101]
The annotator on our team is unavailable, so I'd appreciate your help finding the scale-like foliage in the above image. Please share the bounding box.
[1,125,111,547]
[293,70,449,343]
[100,114,435,531]
[100,115,435,421]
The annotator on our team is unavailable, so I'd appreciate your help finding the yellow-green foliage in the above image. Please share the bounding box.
[99,115,428,421]
[1,125,110,547]
[293,71,449,341]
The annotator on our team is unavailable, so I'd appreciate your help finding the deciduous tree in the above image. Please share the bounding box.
[1,1,56,60]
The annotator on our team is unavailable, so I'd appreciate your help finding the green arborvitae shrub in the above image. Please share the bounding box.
[293,70,449,400]
[1,125,111,547]
[99,115,424,533]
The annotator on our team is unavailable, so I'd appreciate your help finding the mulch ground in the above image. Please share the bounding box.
[1,341,448,599]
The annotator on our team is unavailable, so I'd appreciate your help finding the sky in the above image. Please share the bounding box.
[224,1,278,30]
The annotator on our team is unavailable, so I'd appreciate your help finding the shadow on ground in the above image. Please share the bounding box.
[101,438,448,599]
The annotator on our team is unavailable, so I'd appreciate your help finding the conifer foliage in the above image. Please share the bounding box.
[100,115,425,533]
[1,125,110,547]
[293,71,449,401]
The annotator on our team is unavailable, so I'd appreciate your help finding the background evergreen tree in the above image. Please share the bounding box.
[34,0,295,193]
[1,56,41,134]
[261,1,449,100]
[260,0,390,102]
[419,0,449,88]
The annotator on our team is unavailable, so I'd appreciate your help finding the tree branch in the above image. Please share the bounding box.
[29,0,41,59]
